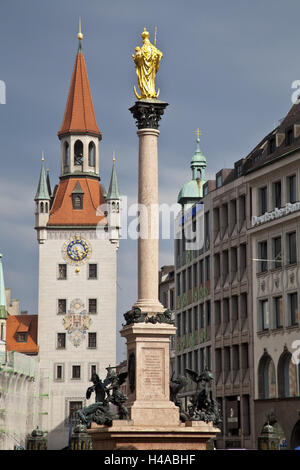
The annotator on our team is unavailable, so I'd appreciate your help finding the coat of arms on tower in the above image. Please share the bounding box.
[63,299,91,347]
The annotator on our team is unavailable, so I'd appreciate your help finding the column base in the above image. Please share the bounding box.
[132,299,165,314]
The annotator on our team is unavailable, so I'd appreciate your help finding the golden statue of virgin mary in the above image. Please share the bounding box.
[132,28,163,100]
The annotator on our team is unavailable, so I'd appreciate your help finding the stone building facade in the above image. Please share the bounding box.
[174,98,300,449]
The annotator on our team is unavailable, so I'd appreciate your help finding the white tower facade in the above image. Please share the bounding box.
[35,35,120,449]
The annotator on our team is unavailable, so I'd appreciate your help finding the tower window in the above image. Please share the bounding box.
[58,264,67,280]
[88,264,97,279]
[88,299,97,314]
[58,299,66,314]
[88,332,97,348]
[74,140,83,166]
[72,194,83,210]
[57,333,66,349]
[40,202,44,213]
[17,332,27,343]
[88,142,95,167]
[64,142,70,167]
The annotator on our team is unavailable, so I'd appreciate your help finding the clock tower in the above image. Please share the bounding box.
[35,28,120,449]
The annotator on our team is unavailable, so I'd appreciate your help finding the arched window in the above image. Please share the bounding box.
[278,350,297,397]
[45,202,48,213]
[40,202,44,213]
[258,351,276,399]
[74,140,83,167]
[64,141,70,167]
[88,142,95,167]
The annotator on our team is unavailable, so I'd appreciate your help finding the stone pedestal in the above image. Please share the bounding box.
[121,322,179,426]
[89,420,219,450]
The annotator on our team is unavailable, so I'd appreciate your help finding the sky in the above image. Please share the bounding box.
[0,0,300,362]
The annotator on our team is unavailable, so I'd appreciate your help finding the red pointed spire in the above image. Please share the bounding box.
[58,49,101,139]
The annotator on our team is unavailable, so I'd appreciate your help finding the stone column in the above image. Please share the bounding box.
[129,99,168,314]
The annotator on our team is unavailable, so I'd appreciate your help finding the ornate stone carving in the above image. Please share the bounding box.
[123,307,175,326]
[129,99,168,130]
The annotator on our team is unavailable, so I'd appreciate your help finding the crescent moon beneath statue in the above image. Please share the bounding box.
[134,86,141,100]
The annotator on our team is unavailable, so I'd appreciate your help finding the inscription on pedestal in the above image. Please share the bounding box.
[142,348,165,398]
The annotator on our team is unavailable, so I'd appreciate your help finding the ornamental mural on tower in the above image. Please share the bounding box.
[63,299,91,347]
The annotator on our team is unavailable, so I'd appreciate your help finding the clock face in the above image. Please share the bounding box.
[62,237,91,265]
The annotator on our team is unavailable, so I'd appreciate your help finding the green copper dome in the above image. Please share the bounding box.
[177,136,207,208]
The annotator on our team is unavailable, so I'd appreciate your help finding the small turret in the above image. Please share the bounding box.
[35,155,50,244]
[177,130,207,211]
[106,155,121,246]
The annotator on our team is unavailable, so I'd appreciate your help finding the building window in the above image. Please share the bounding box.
[273,296,283,329]
[287,232,297,264]
[16,332,27,342]
[88,333,97,348]
[69,401,83,426]
[176,313,181,337]
[273,181,281,209]
[216,174,222,188]
[286,127,294,146]
[55,364,63,380]
[170,289,174,310]
[91,364,97,376]
[57,333,66,349]
[259,187,268,215]
[199,304,204,328]
[206,301,211,326]
[182,311,186,335]
[269,137,276,154]
[176,273,181,296]
[260,300,269,331]
[288,292,298,326]
[205,256,210,281]
[58,299,66,314]
[72,365,81,379]
[272,237,282,269]
[88,264,98,279]
[193,306,198,331]
[88,299,97,314]
[199,260,203,284]
[187,267,192,290]
[58,264,67,280]
[287,175,297,203]
[258,241,268,272]
[182,270,186,293]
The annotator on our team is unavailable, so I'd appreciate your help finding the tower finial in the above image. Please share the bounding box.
[195,128,202,142]
[77,17,83,51]
[41,151,45,163]
[113,151,116,163]
[78,17,83,40]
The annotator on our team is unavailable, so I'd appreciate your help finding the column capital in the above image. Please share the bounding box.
[129,99,168,130]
